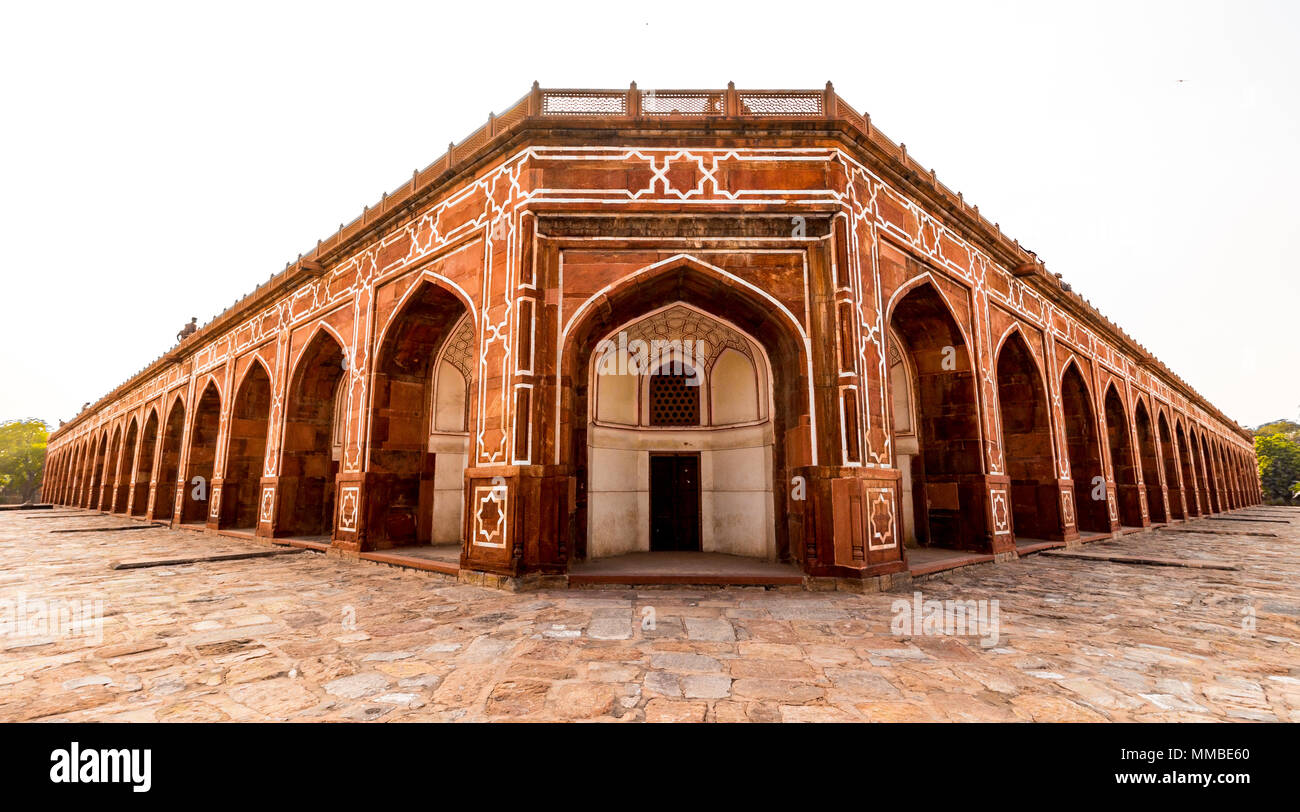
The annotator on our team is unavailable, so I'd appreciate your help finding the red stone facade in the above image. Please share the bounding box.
[41,83,1263,587]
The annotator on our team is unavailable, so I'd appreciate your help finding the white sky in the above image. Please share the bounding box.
[2,0,1296,431]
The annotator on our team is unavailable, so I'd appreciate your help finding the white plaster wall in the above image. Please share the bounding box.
[587,423,774,560]
[890,349,919,547]
[710,349,759,425]
[428,354,470,544]
[429,433,467,545]
[595,351,638,425]
[433,361,467,433]
[703,443,772,558]
[896,439,919,547]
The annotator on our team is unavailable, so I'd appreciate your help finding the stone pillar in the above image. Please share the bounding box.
[1052,479,1082,542]
[255,476,278,539]
[460,465,567,581]
[803,226,909,583]
[984,474,1016,557]
[204,477,223,530]
[801,466,909,582]
[332,471,365,551]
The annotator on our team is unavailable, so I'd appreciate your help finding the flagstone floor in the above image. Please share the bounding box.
[1,508,1297,722]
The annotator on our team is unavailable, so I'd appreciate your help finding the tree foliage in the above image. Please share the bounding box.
[1255,418,1300,437]
[0,419,48,504]
[1254,418,1300,504]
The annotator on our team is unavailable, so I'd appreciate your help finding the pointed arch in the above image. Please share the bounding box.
[1220,440,1238,509]
[1187,424,1210,514]
[67,441,81,505]
[87,430,109,509]
[1174,418,1201,516]
[1210,436,1228,510]
[278,326,348,538]
[132,407,160,517]
[50,449,63,504]
[61,448,73,504]
[883,272,977,356]
[561,255,807,564]
[1133,398,1166,523]
[155,393,187,522]
[73,441,87,505]
[183,381,221,524]
[231,354,273,405]
[563,254,811,452]
[221,357,273,529]
[1234,442,1246,507]
[994,326,1059,540]
[1196,430,1220,513]
[83,435,98,507]
[69,440,82,505]
[1103,383,1142,527]
[886,278,987,551]
[366,277,471,549]
[1156,409,1184,519]
[114,416,139,513]
[60,448,72,504]
[371,270,478,365]
[1211,438,1228,510]
[1061,360,1108,532]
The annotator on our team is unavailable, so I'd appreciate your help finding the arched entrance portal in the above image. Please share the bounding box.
[584,303,776,560]
[993,330,1059,541]
[104,425,123,511]
[561,263,807,572]
[1061,363,1108,533]
[155,399,186,522]
[888,283,987,552]
[1190,431,1211,514]
[73,442,88,505]
[1104,386,1143,527]
[1229,444,1244,508]
[70,443,84,506]
[132,411,158,517]
[1224,446,1237,508]
[114,419,138,513]
[86,433,108,509]
[278,329,348,539]
[1133,401,1166,523]
[183,383,221,524]
[1157,411,1183,519]
[365,281,469,550]
[1176,422,1201,516]
[1211,440,1229,510]
[221,361,271,530]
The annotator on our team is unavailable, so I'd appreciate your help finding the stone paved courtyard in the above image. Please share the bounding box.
[1,508,1297,722]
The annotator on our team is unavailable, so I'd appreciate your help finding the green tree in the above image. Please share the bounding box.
[0,419,48,505]
[1254,432,1300,504]
[1254,418,1300,439]
[1253,418,1294,436]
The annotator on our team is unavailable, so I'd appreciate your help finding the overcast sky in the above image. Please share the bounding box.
[2,0,1296,431]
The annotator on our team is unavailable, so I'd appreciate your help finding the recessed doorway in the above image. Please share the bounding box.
[649,453,700,552]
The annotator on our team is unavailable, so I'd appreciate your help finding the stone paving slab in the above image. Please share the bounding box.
[0,509,1297,722]
[1039,549,1237,569]
[113,548,306,569]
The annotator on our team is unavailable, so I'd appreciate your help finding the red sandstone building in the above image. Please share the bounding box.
[41,83,1263,589]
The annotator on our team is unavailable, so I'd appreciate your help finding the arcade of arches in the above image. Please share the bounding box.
[41,84,1262,588]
